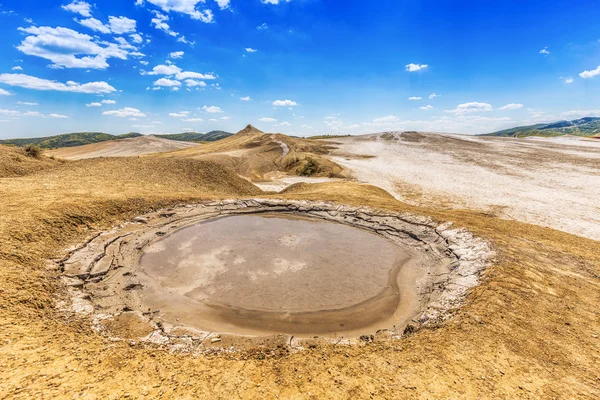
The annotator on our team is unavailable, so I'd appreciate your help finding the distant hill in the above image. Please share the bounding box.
[485,117,600,137]
[155,131,233,142]
[0,130,233,149]
[0,132,143,149]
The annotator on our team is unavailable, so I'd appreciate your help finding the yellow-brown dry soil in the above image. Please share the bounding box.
[1,148,599,399]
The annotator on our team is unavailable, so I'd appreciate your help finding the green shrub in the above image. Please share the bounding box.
[300,158,320,176]
[24,144,41,159]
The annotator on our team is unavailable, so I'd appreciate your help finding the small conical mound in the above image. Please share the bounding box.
[236,124,264,135]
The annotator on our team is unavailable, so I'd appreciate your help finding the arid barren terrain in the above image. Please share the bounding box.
[1,126,599,399]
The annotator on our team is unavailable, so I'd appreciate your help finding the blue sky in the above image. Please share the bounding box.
[0,0,599,138]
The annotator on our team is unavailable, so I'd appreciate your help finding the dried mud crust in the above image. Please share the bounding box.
[56,199,494,352]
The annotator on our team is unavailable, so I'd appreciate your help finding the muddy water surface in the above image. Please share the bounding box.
[138,214,421,336]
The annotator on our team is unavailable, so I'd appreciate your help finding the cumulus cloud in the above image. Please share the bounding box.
[498,103,523,110]
[103,107,146,117]
[144,0,214,22]
[262,0,293,4]
[108,16,137,34]
[539,47,550,55]
[446,102,493,114]
[143,63,217,81]
[579,65,600,79]
[151,11,179,37]
[564,77,574,84]
[273,99,297,107]
[77,17,110,33]
[277,121,291,127]
[259,117,277,122]
[408,96,421,100]
[202,105,222,113]
[17,101,38,105]
[169,111,189,117]
[0,89,11,96]
[215,0,230,9]
[240,96,251,101]
[420,105,433,110]
[429,93,441,99]
[0,109,68,118]
[184,79,206,87]
[257,23,268,30]
[17,26,132,69]
[169,51,184,59]
[245,48,257,53]
[11,66,23,71]
[153,78,181,87]
[373,115,399,123]
[0,73,116,93]
[183,117,204,122]
[86,102,102,107]
[61,1,92,17]
[405,63,428,72]
[101,99,116,104]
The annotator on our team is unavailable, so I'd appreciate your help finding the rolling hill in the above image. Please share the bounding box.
[485,117,600,137]
[0,130,233,149]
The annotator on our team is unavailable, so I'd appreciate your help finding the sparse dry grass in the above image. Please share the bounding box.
[0,146,599,399]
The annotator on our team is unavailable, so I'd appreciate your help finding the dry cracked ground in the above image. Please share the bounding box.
[1,131,600,399]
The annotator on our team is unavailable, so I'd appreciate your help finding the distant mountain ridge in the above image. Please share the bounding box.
[0,130,233,149]
[155,131,233,142]
[485,117,600,137]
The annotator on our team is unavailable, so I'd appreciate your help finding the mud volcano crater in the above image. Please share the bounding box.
[60,200,493,347]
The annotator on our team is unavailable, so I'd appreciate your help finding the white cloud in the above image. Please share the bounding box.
[169,51,184,59]
[151,11,179,37]
[144,0,214,22]
[240,96,251,101]
[183,117,203,122]
[77,17,111,34]
[103,107,146,117]
[564,77,574,84]
[245,48,257,53]
[429,93,441,99]
[277,121,291,127]
[273,99,297,107]
[498,103,523,110]
[143,63,217,80]
[175,71,216,80]
[17,101,38,105]
[405,63,428,72]
[0,89,11,96]
[420,105,433,110]
[0,73,116,93]
[202,105,222,113]
[101,99,116,104]
[560,109,600,118]
[86,102,102,107]
[130,33,143,43]
[215,0,230,9]
[61,1,92,17]
[169,111,189,117]
[17,26,130,69]
[108,16,137,34]
[153,78,181,87]
[11,66,23,71]
[262,0,293,4]
[220,116,229,120]
[373,115,399,123]
[184,79,206,87]
[0,109,68,119]
[579,65,600,79]
[140,60,149,66]
[446,102,493,114]
[408,96,421,100]
[257,23,268,30]
[539,47,550,55]
[259,117,277,122]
